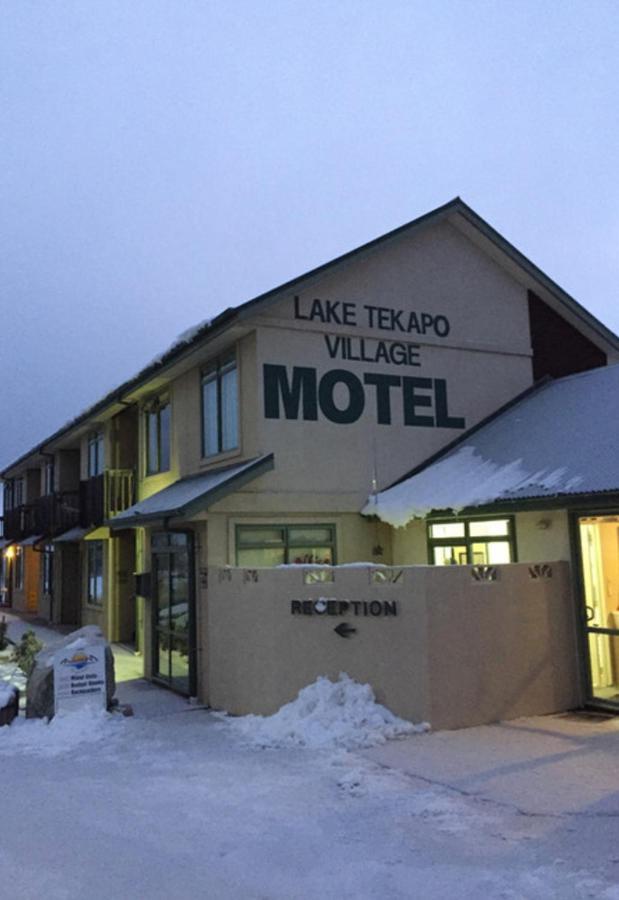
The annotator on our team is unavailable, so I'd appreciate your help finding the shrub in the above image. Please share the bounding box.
[12,630,43,677]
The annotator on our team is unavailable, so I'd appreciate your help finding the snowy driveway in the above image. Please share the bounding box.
[2,699,619,899]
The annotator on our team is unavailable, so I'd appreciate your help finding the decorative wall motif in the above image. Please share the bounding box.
[529,564,553,580]
[471,565,498,582]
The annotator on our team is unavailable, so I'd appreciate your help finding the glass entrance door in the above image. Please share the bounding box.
[578,516,619,706]
[151,532,196,696]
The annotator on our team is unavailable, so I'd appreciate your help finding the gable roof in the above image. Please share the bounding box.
[3,198,618,476]
[364,363,619,527]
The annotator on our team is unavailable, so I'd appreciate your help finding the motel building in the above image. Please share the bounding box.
[2,197,619,730]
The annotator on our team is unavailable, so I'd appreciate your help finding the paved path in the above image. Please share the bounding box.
[364,711,619,817]
[1,609,199,719]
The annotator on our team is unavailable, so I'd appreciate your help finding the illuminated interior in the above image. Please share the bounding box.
[579,516,619,703]
[428,518,513,566]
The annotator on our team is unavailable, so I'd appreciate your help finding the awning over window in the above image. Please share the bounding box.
[54,526,93,543]
[108,454,275,529]
[19,534,45,547]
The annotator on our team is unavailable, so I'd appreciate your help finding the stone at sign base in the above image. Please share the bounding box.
[26,626,115,719]
[0,687,19,726]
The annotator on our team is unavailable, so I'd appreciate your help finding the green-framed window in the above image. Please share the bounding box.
[236,524,336,567]
[145,397,171,475]
[87,541,104,605]
[427,517,516,566]
[201,353,238,457]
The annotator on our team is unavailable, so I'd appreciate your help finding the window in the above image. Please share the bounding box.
[14,546,23,591]
[44,460,55,495]
[88,432,105,477]
[87,541,104,605]
[43,544,54,595]
[236,525,336,567]
[13,477,24,508]
[145,397,171,474]
[202,354,238,457]
[428,518,515,566]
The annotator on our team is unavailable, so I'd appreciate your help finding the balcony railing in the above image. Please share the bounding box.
[4,505,37,541]
[80,469,135,527]
[35,492,80,537]
[4,493,81,542]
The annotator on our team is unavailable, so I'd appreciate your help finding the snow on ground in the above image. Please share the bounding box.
[1,679,619,899]
[0,706,125,757]
[226,672,428,749]
[1,621,618,899]
[2,703,619,900]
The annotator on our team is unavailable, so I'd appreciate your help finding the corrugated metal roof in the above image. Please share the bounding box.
[108,454,274,528]
[366,364,619,526]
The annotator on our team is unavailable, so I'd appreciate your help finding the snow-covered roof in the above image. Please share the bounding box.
[109,454,274,528]
[365,364,619,527]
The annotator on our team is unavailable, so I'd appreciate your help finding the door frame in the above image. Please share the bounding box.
[150,529,197,697]
[569,508,619,712]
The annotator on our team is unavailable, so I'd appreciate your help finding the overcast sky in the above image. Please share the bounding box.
[1,1,618,469]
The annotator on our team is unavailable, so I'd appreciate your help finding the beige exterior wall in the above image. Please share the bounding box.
[205,562,581,730]
[128,218,536,525]
[515,510,571,562]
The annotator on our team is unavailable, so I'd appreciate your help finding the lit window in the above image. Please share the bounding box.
[88,432,105,477]
[236,525,335,567]
[202,354,239,457]
[428,518,515,566]
[87,541,104,605]
[145,398,171,475]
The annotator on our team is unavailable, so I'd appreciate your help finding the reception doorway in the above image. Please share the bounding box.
[578,515,619,708]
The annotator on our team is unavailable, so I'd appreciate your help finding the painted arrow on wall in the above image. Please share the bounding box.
[334,622,357,638]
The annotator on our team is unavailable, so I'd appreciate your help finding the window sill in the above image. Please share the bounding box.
[200,447,242,468]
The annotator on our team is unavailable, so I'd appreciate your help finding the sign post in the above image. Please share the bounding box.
[53,640,107,714]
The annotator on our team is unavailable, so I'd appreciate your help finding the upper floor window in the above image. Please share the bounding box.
[145,397,171,475]
[427,518,515,566]
[13,477,24,508]
[4,481,13,511]
[44,460,55,495]
[88,432,105,477]
[202,354,238,457]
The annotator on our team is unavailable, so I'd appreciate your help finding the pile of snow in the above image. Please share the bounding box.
[227,673,428,750]
[0,684,17,708]
[365,445,584,527]
[0,706,124,758]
